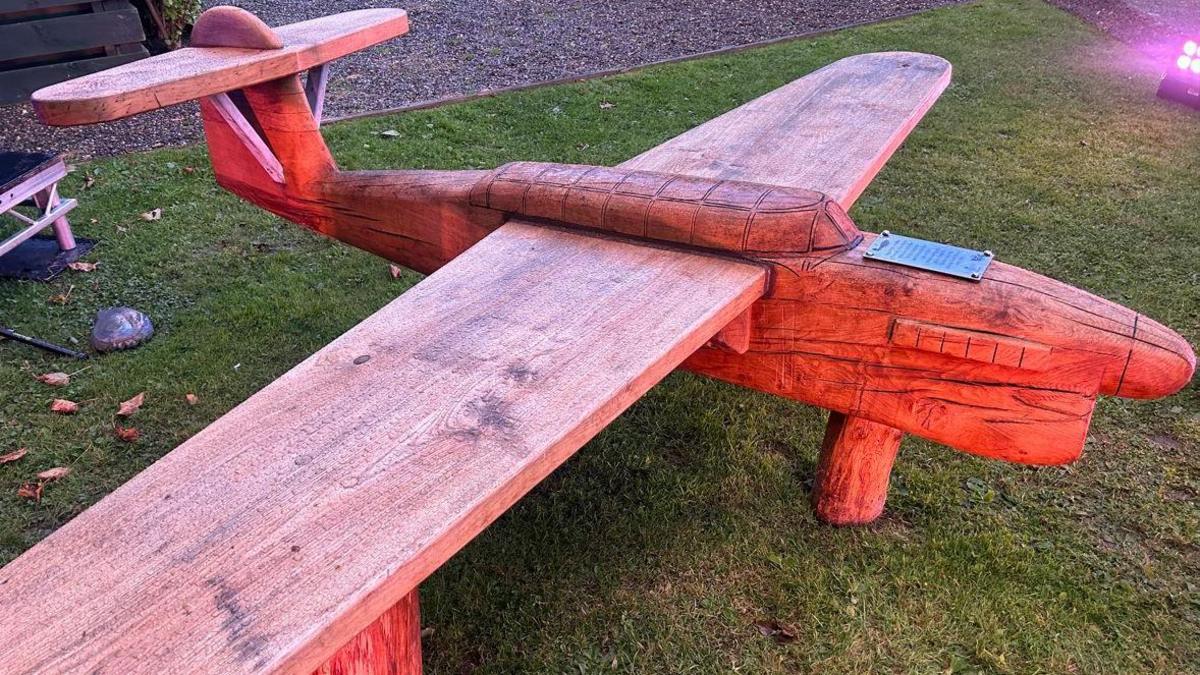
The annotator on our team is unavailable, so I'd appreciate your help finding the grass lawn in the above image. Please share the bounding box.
[2,0,1198,671]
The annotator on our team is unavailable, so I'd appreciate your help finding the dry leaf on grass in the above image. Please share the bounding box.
[48,285,74,305]
[185,393,199,405]
[117,392,145,417]
[388,264,403,279]
[68,261,98,272]
[51,399,79,414]
[36,372,70,387]
[17,482,43,502]
[753,620,798,644]
[37,466,70,481]
[114,425,140,442]
[0,448,28,465]
[140,208,163,221]
[599,101,616,109]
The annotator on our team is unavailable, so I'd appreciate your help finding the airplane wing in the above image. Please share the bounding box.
[0,225,765,674]
[0,54,949,673]
[621,51,952,207]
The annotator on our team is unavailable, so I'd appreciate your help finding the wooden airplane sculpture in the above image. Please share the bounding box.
[1,6,1194,674]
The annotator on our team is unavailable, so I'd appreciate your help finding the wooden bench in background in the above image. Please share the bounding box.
[0,0,148,105]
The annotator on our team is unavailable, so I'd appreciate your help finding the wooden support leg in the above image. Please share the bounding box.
[33,187,76,251]
[314,590,422,675]
[811,412,904,526]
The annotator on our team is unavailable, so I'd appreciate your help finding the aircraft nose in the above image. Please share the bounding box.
[1102,314,1196,399]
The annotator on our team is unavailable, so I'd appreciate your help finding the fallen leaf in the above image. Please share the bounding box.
[117,392,145,417]
[753,620,798,644]
[183,166,196,174]
[185,393,199,405]
[599,101,616,109]
[68,261,98,272]
[114,425,140,442]
[379,129,401,138]
[17,482,43,502]
[140,208,163,221]
[36,372,70,387]
[0,448,28,465]
[48,285,74,305]
[388,264,403,279]
[51,399,79,414]
[37,466,70,481]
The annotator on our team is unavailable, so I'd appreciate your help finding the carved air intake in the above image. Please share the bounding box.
[470,162,861,257]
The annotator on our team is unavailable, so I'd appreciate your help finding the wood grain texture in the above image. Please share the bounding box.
[0,6,143,62]
[0,223,765,674]
[619,51,1193,463]
[31,8,409,125]
[10,37,1194,675]
[313,592,420,675]
[0,50,147,107]
[189,48,1192,465]
[811,413,904,525]
[620,51,953,209]
[469,161,859,256]
[192,6,285,50]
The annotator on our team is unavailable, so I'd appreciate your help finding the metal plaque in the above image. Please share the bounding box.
[863,232,993,281]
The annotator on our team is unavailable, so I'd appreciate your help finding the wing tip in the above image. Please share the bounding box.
[827,51,952,78]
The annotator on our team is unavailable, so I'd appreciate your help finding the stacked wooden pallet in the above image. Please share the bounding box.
[0,0,147,105]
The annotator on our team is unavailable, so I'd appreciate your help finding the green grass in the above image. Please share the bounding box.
[2,0,1198,671]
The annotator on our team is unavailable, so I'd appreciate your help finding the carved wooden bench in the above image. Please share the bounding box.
[1,7,1192,674]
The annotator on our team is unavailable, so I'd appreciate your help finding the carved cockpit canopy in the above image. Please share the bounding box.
[471,162,862,257]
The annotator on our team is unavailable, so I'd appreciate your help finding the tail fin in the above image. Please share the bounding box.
[31,7,408,226]
[31,6,408,126]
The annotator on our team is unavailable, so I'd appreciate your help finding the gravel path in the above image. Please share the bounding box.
[0,0,962,159]
[1047,0,1200,60]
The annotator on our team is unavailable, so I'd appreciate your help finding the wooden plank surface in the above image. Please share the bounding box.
[0,7,143,62]
[0,222,765,674]
[0,50,146,106]
[621,51,952,208]
[622,51,1193,465]
[32,8,410,125]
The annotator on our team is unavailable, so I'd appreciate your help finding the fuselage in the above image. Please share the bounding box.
[197,79,1195,466]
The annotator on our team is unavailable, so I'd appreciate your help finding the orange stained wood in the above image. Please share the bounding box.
[616,52,1193,464]
[11,13,1196,671]
[469,161,859,256]
[31,8,409,125]
[179,42,1190,464]
[0,222,765,674]
[312,591,421,675]
[812,413,905,525]
[890,318,1053,371]
[191,6,284,50]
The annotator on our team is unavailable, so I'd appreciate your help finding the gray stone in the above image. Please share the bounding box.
[90,306,153,353]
